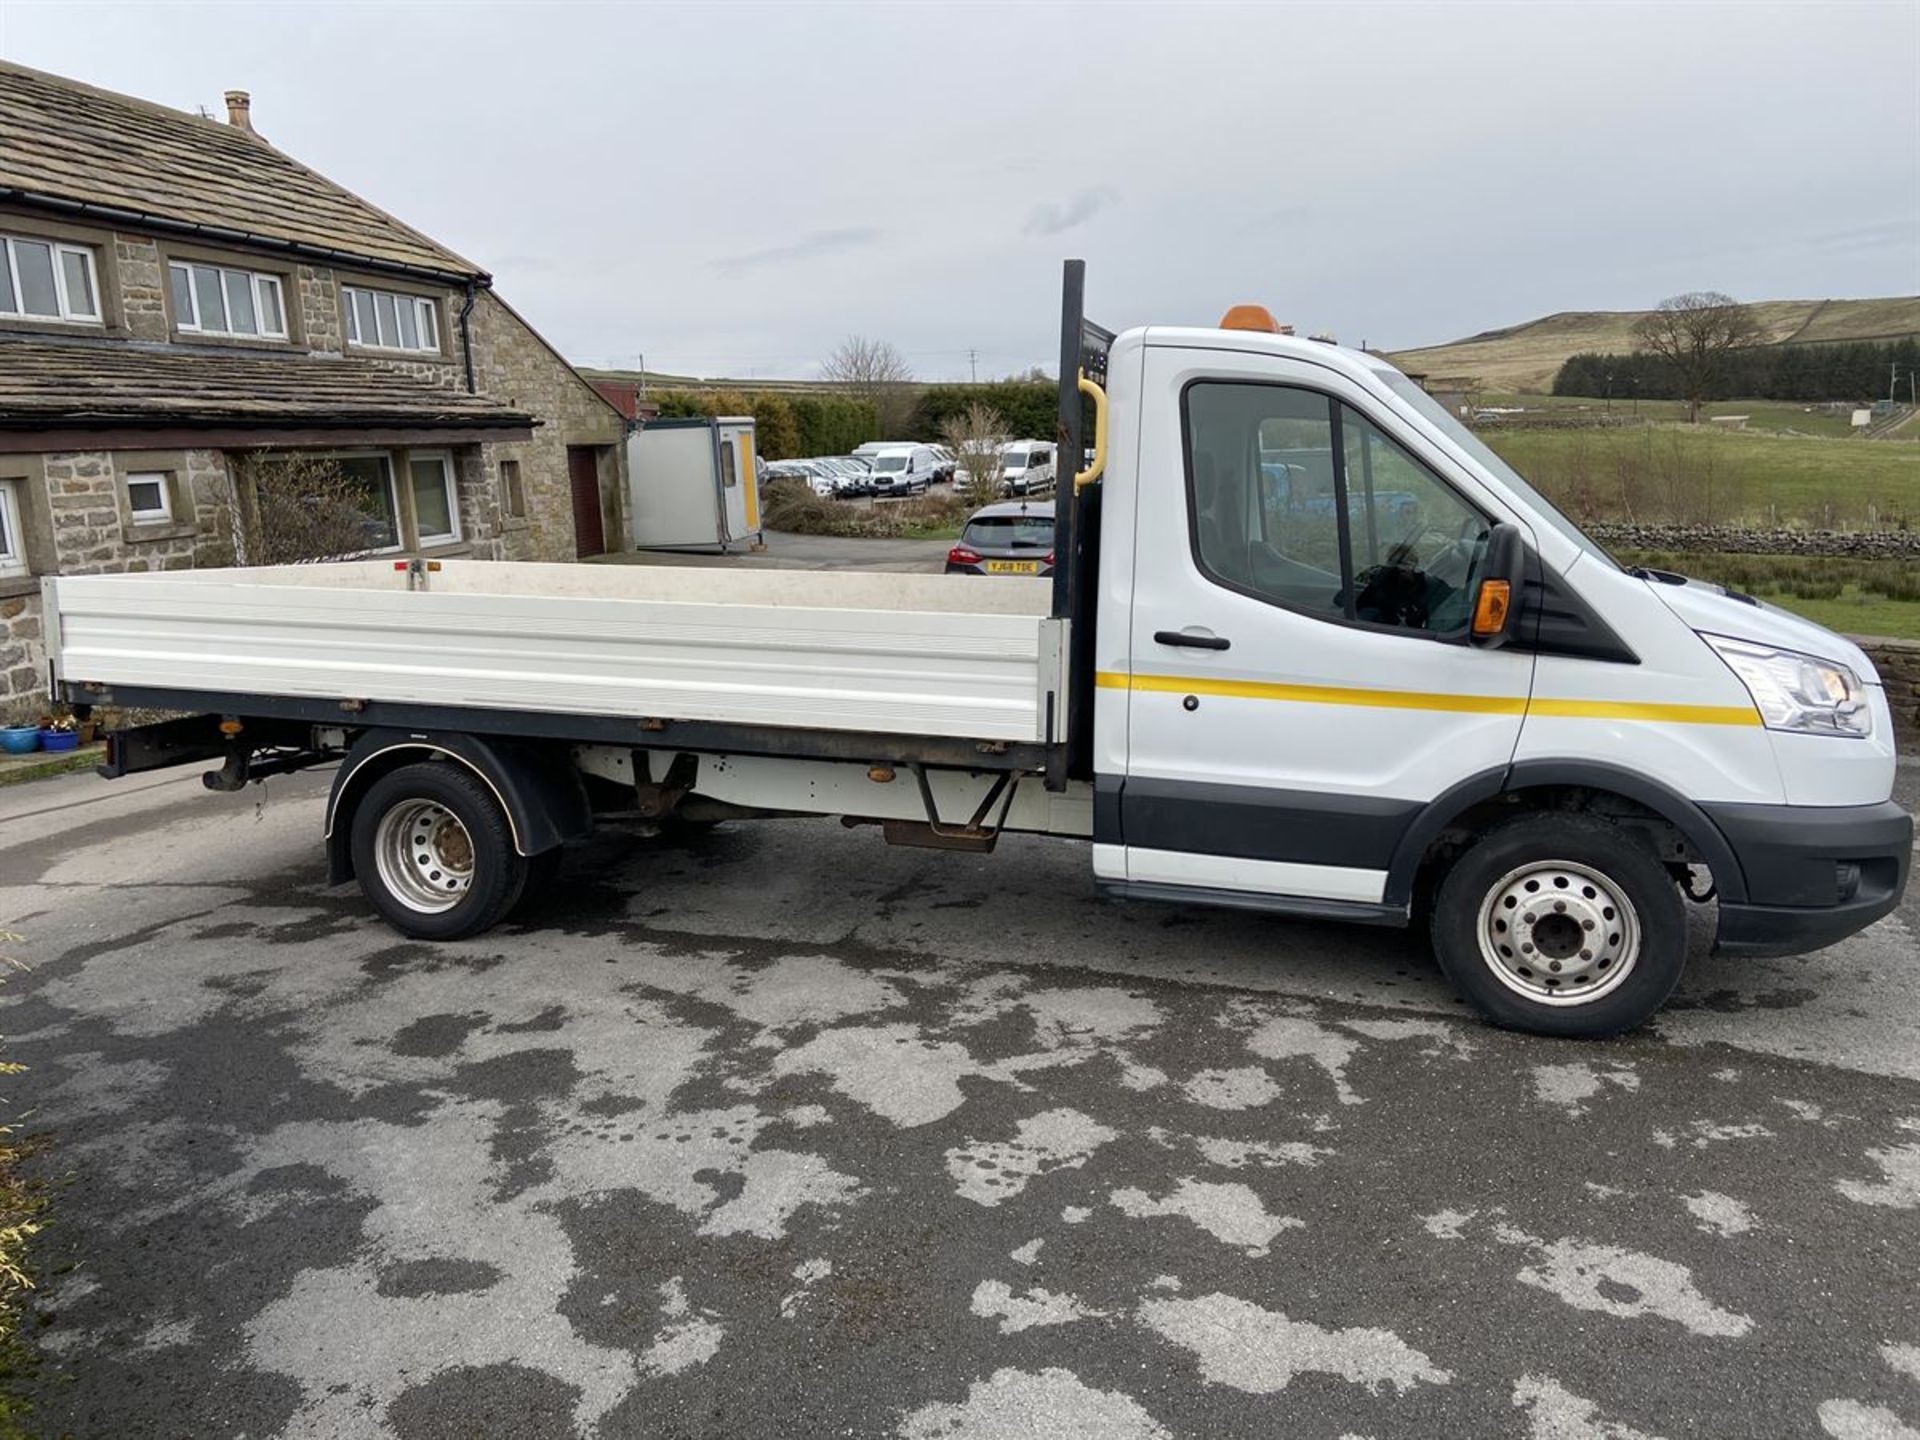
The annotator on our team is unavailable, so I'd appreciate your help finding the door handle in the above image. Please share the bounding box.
[1153,629,1231,651]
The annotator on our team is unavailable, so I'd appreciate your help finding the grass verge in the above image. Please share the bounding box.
[0,747,102,789]
[1615,549,1920,639]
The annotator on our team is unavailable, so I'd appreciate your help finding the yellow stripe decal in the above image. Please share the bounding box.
[1096,671,1759,727]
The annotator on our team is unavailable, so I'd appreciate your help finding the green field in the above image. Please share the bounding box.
[1484,423,1920,529]
[1612,549,1920,640]
[1389,296,1920,392]
[1475,394,1879,440]
[1763,590,1920,639]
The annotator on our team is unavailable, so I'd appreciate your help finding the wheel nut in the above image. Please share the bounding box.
[1520,943,1534,954]
[1554,901,1567,913]
[1523,914,1536,924]
[1549,962,1562,973]
[1582,919,1595,930]
[1580,949,1592,960]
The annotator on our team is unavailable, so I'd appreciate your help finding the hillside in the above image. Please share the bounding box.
[1387,296,1920,393]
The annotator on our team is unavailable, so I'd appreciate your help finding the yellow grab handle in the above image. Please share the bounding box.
[1073,369,1108,492]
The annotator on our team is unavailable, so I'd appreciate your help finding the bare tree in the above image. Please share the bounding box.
[940,402,1011,507]
[234,452,385,565]
[1632,293,1765,423]
[822,335,915,435]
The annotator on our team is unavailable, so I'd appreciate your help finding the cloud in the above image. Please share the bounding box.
[1024,187,1118,237]
[711,227,883,275]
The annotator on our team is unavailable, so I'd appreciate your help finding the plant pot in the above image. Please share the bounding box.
[38,729,79,753]
[0,726,40,755]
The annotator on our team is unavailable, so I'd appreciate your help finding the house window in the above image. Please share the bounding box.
[0,481,25,579]
[332,455,401,551]
[169,262,287,339]
[1,234,101,323]
[499,459,526,519]
[125,471,173,525]
[343,286,439,354]
[408,452,460,545]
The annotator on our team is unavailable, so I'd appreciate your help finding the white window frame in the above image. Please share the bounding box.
[0,481,26,579]
[1,234,102,324]
[342,285,440,355]
[406,450,461,546]
[169,261,288,340]
[124,470,174,525]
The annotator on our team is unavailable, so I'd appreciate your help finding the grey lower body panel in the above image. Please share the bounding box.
[1704,798,1912,957]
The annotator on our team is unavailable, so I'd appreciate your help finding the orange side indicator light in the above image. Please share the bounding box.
[1472,579,1512,637]
[1218,304,1295,335]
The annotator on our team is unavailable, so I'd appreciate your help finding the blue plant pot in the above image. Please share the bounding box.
[0,726,40,755]
[38,729,79,753]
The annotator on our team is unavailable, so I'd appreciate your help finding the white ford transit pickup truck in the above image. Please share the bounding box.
[43,262,1910,1037]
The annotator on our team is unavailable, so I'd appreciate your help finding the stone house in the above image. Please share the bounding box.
[0,59,629,716]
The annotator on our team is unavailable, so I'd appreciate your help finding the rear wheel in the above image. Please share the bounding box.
[1431,813,1686,1037]
[351,763,526,940]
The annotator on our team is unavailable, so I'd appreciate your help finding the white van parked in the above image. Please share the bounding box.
[998,441,1057,496]
[866,445,941,496]
[47,262,1910,1039]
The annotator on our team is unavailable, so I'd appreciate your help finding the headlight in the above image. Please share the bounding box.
[1703,634,1871,738]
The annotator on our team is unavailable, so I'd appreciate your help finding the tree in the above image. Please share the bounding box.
[233,452,385,565]
[940,402,1011,506]
[1631,293,1764,423]
[822,336,916,435]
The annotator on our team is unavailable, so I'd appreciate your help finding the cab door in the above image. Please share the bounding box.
[715,421,759,542]
[1110,346,1536,907]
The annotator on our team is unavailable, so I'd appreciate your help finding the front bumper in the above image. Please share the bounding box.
[1706,799,1912,957]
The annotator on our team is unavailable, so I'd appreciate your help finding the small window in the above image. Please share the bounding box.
[499,459,526,519]
[0,481,25,578]
[170,261,287,340]
[0,235,101,323]
[342,285,440,354]
[408,453,460,544]
[719,444,737,489]
[335,455,401,551]
[1185,381,1490,635]
[125,471,173,524]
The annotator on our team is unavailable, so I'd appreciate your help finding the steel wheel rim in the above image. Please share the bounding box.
[373,799,475,914]
[1475,859,1640,1006]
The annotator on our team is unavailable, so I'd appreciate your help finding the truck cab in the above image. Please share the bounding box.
[1073,300,1907,1034]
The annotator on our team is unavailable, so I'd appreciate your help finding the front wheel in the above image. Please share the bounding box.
[350,762,527,940]
[1431,813,1686,1037]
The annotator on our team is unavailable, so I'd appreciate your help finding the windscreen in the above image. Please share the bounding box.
[1002,452,1029,471]
[963,515,1054,549]
[874,454,907,472]
[1376,371,1619,570]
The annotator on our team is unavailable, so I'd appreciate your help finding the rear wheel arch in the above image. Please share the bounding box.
[325,731,590,885]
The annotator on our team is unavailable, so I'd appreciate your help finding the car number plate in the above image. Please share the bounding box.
[985,560,1040,575]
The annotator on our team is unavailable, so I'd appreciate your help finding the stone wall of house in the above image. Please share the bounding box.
[0,593,44,719]
[469,292,628,563]
[296,263,345,354]
[113,235,169,343]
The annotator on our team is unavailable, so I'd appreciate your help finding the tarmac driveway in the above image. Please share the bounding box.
[1,763,1917,1438]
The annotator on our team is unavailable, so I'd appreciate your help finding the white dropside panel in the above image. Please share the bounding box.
[49,563,1066,744]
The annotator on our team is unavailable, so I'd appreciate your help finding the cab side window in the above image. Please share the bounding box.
[1184,381,1490,635]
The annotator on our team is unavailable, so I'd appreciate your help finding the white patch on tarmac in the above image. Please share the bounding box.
[970,1280,1100,1334]
[1061,1206,1092,1224]
[1779,1098,1828,1124]
[643,1277,725,1376]
[1836,1143,1920,1209]
[1011,1239,1043,1266]
[1019,986,1164,1049]
[1423,1209,1475,1240]
[1817,1399,1920,1440]
[1683,1191,1755,1236]
[1689,1122,1775,1147]
[779,1258,832,1319]
[771,1021,1083,1128]
[947,1108,1118,1207]
[1504,1231,1752,1337]
[1138,1292,1449,1394]
[132,1317,197,1353]
[1120,1061,1169,1091]
[1340,1017,1472,1056]
[1513,1374,1665,1439]
[639,952,907,1031]
[1182,1066,1281,1111]
[1884,1343,1920,1382]
[899,1367,1171,1439]
[1242,1015,1362,1104]
[1193,1135,1331,1169]
[1532,1062,1640,1113]
[1110,1178,1301,1256]
[700,1148,864,1239]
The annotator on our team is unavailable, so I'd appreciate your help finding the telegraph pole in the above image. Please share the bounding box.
[969,349,978,383]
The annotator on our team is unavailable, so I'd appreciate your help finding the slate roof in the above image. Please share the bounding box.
[0,59,482,279]
[0,335,533,431]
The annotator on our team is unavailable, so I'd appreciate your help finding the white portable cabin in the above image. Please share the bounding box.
[626,415,762,551]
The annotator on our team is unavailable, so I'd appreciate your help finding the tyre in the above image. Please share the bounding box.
[350,762,527,940]
[1430,813,1686,1038]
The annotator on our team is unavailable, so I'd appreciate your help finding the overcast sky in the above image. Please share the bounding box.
[3,0,1916,381]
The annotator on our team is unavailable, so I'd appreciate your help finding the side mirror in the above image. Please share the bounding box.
[1470,522,1525,649]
